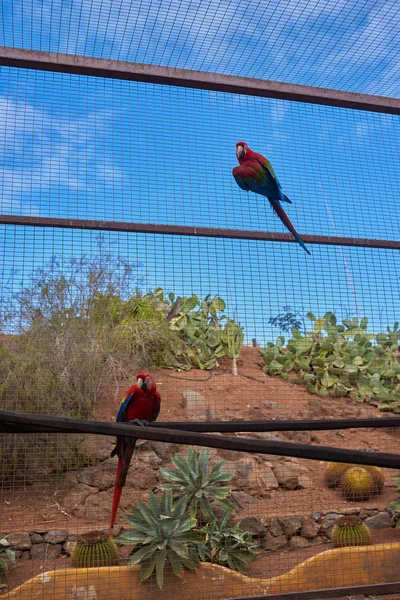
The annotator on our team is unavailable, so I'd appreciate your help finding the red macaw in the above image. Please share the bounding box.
[232,141,311,255]
[109,373,161,537]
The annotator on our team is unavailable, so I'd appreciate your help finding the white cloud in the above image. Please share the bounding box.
[0,97,121,213]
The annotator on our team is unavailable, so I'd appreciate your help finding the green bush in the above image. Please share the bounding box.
[261,312,400,412]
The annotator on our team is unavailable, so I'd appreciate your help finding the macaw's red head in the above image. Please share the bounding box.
[236,141,250,163]
[136,373,156,392]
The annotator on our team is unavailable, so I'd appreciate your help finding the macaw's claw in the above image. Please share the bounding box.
[130,418,149,427]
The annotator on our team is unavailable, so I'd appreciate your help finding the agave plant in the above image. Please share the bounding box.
[0,537,15,580]
[160,449,234,519]
[196,509,258,574]
[117,490,204,589]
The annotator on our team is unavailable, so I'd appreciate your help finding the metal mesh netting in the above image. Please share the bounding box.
[1,67,400,238]
[2,0,400,97]
[1,1,400,599]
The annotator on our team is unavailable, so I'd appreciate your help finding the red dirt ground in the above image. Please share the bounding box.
[1,347,400,596]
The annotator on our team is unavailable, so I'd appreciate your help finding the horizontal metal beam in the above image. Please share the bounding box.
[1,409,400,469]
[228,581,400,600]
[1,46,400,114]
[1,214,400,250]
[2,416,400,434]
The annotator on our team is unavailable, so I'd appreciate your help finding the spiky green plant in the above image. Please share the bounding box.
[331,515,372,547]
[117,490,204,589]
[341,467,375,501]
[325,462,352,488]
[390,473,400,527]
[71,531,119,568]
[0,537,15,580]
[160,449,234,519]
[363,465,385,494]
[196,509,258,574]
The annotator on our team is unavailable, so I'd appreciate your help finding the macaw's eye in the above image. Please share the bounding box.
[145,377,152,390]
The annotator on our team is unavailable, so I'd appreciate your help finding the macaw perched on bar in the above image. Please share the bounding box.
[232,141,311,255]
[109,373,161,537]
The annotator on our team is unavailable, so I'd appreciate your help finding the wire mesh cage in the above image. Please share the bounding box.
[0,1,400,599]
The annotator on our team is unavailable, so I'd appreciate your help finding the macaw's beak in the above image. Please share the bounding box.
[236,145,245,160]
[137,377,144,390]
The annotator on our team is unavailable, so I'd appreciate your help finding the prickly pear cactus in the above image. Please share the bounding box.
[71,531,119,568]
[331,515,372,547]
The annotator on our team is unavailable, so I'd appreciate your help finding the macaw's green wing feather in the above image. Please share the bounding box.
[233,162,279,198]
[253,152,282,189]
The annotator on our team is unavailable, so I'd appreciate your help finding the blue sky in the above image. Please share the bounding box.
[1,0,400,343]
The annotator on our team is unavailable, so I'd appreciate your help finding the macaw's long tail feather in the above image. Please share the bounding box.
[110,446,117,458]
[117,441,136,487]
[269,200,311,255]
[109,441,136,537]
[110,461,123,537]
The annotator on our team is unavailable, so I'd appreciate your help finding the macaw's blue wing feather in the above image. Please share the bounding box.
[116,391,136,422]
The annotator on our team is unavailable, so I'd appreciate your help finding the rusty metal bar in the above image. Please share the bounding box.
[227,581,400,599]
[1,47,400,114]
[1,214,400,250]
[1,410,399,469]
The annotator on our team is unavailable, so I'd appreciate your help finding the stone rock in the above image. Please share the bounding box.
[289,536,310,550]
[31,533,44,544]
[80,435,115,462]
[63,484,98,515]
[182,390,216,422]
[148,441,179,461]
[136,450,162,466]
[63,540,77,555]
[76,491,112,520]
[321,513,343,538]
[234,458,278,495]
[239,517,267,538]
[262,533,287,551]
[250,432,284,442]
[44,530,68,544]
[231,491,255,509]
[283,431,312,445]
[312,512,322,522]
[273,461,312,490]
[301,517,320,539]
[30,543,62,560]
[365,512,394,529]
[269,518,285,537]
[263,402,278,409]
[20,551,30,561]
[7,532,31,550]
[279,516,303,538]
[77,458,118,490]
[125,465,159,490]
